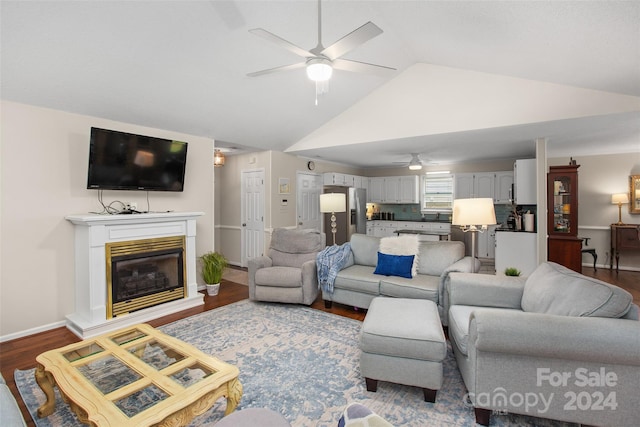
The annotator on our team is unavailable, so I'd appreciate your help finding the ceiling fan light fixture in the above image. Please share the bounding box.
[408,154,423,170]
[306,58,333,82]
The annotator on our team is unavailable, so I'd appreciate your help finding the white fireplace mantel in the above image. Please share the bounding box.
[65,212,204,338]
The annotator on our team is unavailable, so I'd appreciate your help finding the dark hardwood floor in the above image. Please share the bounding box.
[0,267,637,426]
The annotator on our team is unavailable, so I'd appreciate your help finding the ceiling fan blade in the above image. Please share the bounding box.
[320,21,383,60]
[249,28,313,58]
[247,62,306,77]
[332,58,396,76]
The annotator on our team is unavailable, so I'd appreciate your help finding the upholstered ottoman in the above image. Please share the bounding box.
[359,297,446,402]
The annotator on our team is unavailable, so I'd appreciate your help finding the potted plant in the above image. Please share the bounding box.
[504,267,521,277]
[200,251,228,296]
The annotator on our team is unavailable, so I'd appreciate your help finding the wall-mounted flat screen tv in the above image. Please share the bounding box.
[87,127,188,192]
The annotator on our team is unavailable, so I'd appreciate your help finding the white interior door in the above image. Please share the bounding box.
[296,171,322,231]
[241,169,265,267]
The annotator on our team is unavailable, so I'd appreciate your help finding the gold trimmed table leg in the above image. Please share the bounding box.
[224,378,243,415]
[35,363,56,418]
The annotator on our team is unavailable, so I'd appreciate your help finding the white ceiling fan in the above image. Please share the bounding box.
[247,0,395,104]
[393,153,435,170]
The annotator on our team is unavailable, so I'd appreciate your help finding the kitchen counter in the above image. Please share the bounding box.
[396,229,450,236]
[367,220,451,240]
[368,219,452,224]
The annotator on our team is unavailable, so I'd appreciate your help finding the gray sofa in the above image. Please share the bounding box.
[447,262,640,427]
[322,233,479,322]
[1,373,26,426]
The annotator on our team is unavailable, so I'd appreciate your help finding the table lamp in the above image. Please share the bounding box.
[452,198,497,262]
[320,193,346,245]
[611,193,629,225]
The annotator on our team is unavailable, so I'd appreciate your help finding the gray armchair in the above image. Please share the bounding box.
[248,228,325,305]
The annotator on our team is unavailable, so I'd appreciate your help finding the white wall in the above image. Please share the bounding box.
[0,101,215,339]
[215,151,364,266]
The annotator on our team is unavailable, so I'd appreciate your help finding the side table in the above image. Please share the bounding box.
[610,224,640,271]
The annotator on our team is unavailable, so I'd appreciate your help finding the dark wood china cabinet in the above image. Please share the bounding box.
[547,164,582,272]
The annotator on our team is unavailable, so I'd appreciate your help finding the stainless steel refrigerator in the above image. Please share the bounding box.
[323,186,367,246]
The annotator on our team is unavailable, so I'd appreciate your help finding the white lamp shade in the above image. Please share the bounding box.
[452,198,497,226]
[319,193,346,213]
[611,193,629,204]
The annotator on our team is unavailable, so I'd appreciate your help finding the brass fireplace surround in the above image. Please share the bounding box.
[105,236,186,318]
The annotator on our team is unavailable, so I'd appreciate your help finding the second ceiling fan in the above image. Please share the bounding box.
[247,0,395,104]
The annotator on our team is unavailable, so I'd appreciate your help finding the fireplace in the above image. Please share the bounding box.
[106,236,186,318]
[65,212,204,339]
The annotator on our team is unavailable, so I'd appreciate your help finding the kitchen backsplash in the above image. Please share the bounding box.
[367,203,535,226]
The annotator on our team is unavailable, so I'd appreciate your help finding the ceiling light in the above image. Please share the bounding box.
[306,58,333,106]
[214,149,225,167]
[306,58,333,81]
[408,158,422,170]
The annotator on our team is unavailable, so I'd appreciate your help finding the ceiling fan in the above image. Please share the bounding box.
[393,153,432,170]
[247,0,395,104]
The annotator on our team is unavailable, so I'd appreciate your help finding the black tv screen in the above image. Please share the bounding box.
[87,127,188,191]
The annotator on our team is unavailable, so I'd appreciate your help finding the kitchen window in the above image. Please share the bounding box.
[422,174,454,212]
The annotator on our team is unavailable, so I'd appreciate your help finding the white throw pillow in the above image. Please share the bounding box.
[379,235,420,277]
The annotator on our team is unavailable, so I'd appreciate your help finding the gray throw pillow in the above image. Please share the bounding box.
[521,262,632,318]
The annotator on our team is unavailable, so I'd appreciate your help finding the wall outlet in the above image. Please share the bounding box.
[125,202,138,211]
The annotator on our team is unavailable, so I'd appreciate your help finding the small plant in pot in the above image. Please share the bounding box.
[200,251,228,296]
[504,267,521,277]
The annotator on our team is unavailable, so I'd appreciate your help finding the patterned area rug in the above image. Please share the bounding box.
[15,300,574,426]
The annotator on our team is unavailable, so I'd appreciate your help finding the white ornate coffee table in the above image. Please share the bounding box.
[35,323,242,426]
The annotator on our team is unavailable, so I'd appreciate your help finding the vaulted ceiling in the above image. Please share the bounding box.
[2,1,639,168]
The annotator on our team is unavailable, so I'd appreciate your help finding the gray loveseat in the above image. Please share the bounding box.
[448,262,640,427]
[322,233,479,322]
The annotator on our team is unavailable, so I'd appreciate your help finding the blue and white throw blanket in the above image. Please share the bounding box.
[317,242,352,294]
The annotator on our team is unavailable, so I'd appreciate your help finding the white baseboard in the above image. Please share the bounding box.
[0,320,67,343]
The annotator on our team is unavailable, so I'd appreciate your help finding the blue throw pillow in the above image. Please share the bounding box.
[373,252,415,279]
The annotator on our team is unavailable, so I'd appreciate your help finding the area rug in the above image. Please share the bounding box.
[15,300,575,426]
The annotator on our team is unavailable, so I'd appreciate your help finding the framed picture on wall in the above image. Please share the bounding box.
[279,178,290,194]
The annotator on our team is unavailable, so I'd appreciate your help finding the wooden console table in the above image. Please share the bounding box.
[610,224,640,271]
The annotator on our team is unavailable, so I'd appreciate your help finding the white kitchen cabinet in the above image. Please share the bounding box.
[368,176,419,204]
[399,176,420,203]
[477,225,497,259]
[494,171,514,204]
[474,173,495,199]
[368,178,384,202]
[323,173,365,188]
[495,232,538,276]
[514,159,537,205]
[455,173,474,199]
[323,172,346,186]
[384,178,400,202]
[455,172,513,204]
[455,173,492,199]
